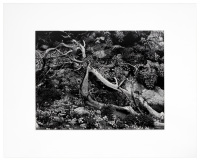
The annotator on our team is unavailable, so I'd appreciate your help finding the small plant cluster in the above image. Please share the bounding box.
[135,61,164,89]
[36,98,155,130]
[136,67,158,89]
[113,31,125,43]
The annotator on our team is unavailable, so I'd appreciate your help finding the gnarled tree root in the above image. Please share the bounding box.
[88,65,164,119]
[81,64,164,128]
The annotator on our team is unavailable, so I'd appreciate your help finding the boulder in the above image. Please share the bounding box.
[141,87,164,113]
[93,50,106,58]
[74,107,89,116]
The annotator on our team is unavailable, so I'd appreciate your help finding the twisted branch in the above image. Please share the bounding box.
[81,64,164,128]
[37,41,86,60]
[36,40,86,72]
[82,64,164,120]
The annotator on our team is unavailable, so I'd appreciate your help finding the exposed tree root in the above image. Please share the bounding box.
[80,63,164,128]
[36,41,86,72]
[87,95,138,115]
[37,41,85,59]
[88,65,164,120]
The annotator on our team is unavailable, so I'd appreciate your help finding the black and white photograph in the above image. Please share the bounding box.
[3,1,198,158]
[35,31,164,130]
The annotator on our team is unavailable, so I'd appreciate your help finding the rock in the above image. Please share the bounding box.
[53,116,64,122]
[74,107,89,116]
[141,87,164,113]
[80,124,87,128]
[125,79,164,112]
[65,124,70,128]
[40,44,49,50]
[93,50,106,58]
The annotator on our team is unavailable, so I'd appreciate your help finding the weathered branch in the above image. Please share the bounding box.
[119,79,126,87]
[89,66,119,90]
[87,65,164,120]
[81,64,138,115]
[114,77,118,86]
[35,39,86,73]
[56,42,74,49]
[87,95,138,115]
[48,50,72,58]
[79,40,86,58]
[68,56,84,63]
[37,40,86,61]
[80,64,90,97]
[80,64,164,128]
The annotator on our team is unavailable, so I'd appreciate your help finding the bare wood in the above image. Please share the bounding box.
[40,41,86,60]
[89,66,119,90]
[88,65,164,119]
[80,64,90,97]
[81,64,164,128]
